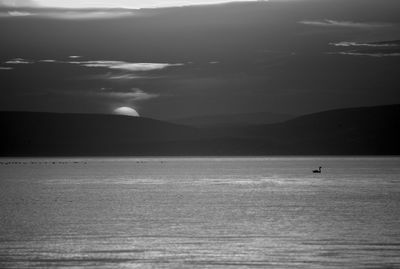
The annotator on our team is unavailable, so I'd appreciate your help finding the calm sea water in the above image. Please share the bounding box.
[0,157,399,269]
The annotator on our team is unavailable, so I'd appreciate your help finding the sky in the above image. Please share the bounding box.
[0,0,399,119]
[1,0,260,8]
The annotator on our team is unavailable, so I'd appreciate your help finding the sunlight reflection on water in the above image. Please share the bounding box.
[0,157,399,268]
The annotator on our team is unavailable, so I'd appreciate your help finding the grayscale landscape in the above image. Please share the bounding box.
[0,0,399,268]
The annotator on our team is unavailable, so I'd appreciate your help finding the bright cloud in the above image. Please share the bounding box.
[59,87,159,105]
[299,20,392,28]
[0,66,13,70]
[72,61,184,72]
[100,88,159,101]
[5,58,32,64]
[330,41,399,47]
[39,59,58,63]
[0,10,135,20]
[32,0,259,9]
[106,74,150,80]
[43,10,134,20]
[2,57,183,76]
[333,52,400,57]
[96,73,164,80]
[7,11,31,16]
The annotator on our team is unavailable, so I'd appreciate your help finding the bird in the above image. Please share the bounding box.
[313,166,322,173]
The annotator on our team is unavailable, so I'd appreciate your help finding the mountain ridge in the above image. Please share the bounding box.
[1,104,399,156]
[168,111,294,127]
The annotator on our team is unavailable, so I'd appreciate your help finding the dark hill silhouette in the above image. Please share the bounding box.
[227,104,400,155]
[0,112,202,156]
[1,104,399,156]
[168,111,294,128]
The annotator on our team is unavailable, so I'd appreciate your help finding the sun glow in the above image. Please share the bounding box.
[113,106,140,117]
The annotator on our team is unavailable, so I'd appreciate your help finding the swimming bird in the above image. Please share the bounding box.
[313,166,322,173]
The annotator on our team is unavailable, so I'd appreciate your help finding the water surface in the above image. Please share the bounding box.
[0,157,399,268]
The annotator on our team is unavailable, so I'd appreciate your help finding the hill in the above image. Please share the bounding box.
[0,112,201,156]
[227,104,400,155]
[168,111,294,128]
[0,104,399,156]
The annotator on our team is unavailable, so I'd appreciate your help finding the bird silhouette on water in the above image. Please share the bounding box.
[313,166,322,173]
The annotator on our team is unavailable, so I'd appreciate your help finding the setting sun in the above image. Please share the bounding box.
[113,106,140,117]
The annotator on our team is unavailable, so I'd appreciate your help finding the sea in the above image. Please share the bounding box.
[0,157,399,269]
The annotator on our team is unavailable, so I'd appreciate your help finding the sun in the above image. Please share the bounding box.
[113,106,140,117]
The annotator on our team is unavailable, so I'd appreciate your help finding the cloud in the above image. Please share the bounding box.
[5,58,32,64]
[90,73,164,80]
[99,88,159,101]
[328,40,400,57]
[0,66,13,70]
[2,58,183,81]
[106,74,150,80]
[54,87,159,104]
[70,60,184,72]
[7,10,31,16]
[299,20,393,28]
[10,0,261,9]
[332,52,400,57]
[330,41,399,47]
[41,10,135,20]
[39,59,58,63]
[0,9,136,20]
[5,57,183,73]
